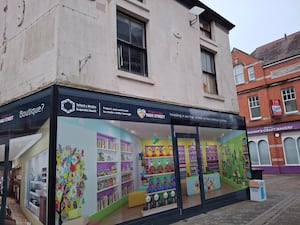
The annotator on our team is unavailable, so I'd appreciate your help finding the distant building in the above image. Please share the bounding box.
[232,31,300,174]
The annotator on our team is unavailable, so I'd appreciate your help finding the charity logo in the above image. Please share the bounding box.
[137,108,146,119]
[61,98,76,114]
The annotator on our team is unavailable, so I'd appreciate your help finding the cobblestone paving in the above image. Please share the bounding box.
[170,174,300,225]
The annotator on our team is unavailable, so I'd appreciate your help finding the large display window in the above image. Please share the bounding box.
[56,117,176,224]
[0,88,51,225]
[1,85,250,225]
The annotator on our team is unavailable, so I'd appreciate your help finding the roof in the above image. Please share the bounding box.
[176,0,235,30]
[251,31,300,66]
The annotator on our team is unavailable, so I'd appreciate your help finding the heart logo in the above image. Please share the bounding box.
[137,108,146,119]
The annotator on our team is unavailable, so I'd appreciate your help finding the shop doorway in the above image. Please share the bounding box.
[174,130,205,210]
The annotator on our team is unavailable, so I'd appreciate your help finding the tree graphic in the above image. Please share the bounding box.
[56,145,87,225]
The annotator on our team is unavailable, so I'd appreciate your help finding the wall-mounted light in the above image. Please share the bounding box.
[274,132,280,138]
[189,6,205,26]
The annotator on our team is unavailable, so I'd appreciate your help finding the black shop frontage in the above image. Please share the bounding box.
[0,85,251,225]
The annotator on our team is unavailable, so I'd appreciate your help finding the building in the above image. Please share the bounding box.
[0,1,250,225]
[232,31,300,175]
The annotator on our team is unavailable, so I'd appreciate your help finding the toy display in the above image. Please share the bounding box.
[142,145,177,214]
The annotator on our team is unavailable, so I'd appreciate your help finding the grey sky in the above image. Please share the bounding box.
[201,0,300,54]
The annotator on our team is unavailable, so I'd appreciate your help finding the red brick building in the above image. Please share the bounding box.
[232,31,300,174]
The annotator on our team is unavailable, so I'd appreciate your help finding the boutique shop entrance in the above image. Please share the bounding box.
[174,131,204,210]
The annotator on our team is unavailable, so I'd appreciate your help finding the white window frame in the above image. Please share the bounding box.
[233,64,244,85]
[247,66,255,81]
[282,131,300,165]
[248,95,261,120]
[248,136,271,166]
[281,87,298,114]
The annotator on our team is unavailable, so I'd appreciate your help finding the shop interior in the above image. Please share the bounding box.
[0,133,47,225]
[0,117,249,225]
[56,117,249,225]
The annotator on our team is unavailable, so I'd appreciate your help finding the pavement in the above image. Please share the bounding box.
[170,174,300,225]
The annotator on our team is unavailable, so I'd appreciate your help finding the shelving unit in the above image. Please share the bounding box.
[96,133,136,211]
[206,145,219,172]
[28,180,47,219]
[242,138,251,179]
[96,133,119,211]
[178,145,186,179]
[188,145,198,176]
[26,150,48,224]
[142,145,177,216]
[121,140,134,197]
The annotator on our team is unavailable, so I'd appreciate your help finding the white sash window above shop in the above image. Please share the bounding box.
[247,66,255,81]
[281,87,297,114]
[248,95,261,120]
[117,12,147,76]
[233,64,245,85]
[201,49,218,95]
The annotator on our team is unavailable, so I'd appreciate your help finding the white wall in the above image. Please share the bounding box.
[0,0,239,114]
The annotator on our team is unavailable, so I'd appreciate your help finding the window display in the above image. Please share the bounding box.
[0,85,250,225]
[0,88,51,225]
[25,142,49,224]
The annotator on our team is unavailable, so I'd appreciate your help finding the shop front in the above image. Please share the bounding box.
[0,85,251,225]
[247,123,300,174]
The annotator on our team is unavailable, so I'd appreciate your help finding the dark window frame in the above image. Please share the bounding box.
[201,49,218,95]
[117,12,148,76]
[200,18,212,39]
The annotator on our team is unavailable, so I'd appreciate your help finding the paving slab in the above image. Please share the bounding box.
[170,174,300,225]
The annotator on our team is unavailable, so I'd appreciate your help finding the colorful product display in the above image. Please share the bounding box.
[142,145,177,215]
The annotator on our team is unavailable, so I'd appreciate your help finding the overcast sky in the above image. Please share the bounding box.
[200,0,300,54]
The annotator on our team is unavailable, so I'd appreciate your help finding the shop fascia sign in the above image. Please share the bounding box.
[0,102,47,124]
[59,96,168,123]
[58,94,244,128]
[247,121,300,135]
[0,97,49,134]
[0,114,14,124]
[19,102,46,119]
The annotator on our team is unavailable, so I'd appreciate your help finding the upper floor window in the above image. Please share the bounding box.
[233,65,244,85]
[200,18,211,39]
[281,87,297,113]
[248,95,261,120]
[117,12,147,76]
[201,49,218,95]
[248,66,255,81]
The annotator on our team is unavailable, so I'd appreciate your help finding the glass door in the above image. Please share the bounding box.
[173,128,205,210]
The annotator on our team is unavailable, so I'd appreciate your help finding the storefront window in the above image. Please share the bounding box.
[0,88,51,225]
[249,141,259,165]
[258,140,271,165]
[56,117,175,225]
[200,128,249,200]
[0,145,5,195]
[284,137,299,164]
[55,85,249,225]
[298,137,300,159]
